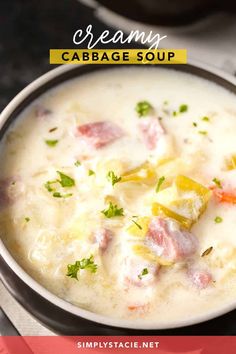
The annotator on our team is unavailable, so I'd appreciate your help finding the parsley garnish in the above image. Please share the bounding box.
[202,116,210,122]
[88,169,95,176]
[215,216,223,223]
[138,268,149,280]
[74,160,81,167]
[45,139,58,147]
[172,104,188,116]
[198,131,208,135]
[57,171,75,187]
[66,255,97,280]
[179,104,188,113]
[107,171,121,186]
[193,122,198,127]
[101,202,124,218]
[44,172,75,197]
[212,178,222,189]
[24,217,30,223]
[53,192,73,198]
[44,180,57,192]
[156,176,165,193]
[136,101,153,117]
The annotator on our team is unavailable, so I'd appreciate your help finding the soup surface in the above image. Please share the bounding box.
[1,67,236,325]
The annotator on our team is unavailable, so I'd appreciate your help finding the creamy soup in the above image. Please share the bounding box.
[1,67,236,325]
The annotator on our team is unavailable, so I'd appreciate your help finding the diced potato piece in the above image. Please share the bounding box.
[152,202,193,229]
[121,162,157,185]
[132,244,173,266]
[127,217,151,238]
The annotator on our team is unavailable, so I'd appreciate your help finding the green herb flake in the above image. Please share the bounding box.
[179,104,188,113]
[155,176,165,193]
[74,160,81,167]
[138,268,149,280]
[24,217,30,223]
[201,246,213,257]
[163,100,169,105]
[66,255,97,280]
[202,116,210,122]
[107,171,122,186]
[198,130,208,135]
[101,202,124,218]
[212,177,222,189]
[136,101,153,117]
[44,180,57,192]
[53,192,73,198]
[88,169,95,176]
[57,171,75,187]
[173,110,178,117]
[193,122,198,127]
[45,139,58,147]
[132,219,142,230]
[215,216,223,224]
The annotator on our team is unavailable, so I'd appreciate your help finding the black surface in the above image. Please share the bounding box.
[0,0,119,113]
[0,0,236,336]
[95,0,220,26]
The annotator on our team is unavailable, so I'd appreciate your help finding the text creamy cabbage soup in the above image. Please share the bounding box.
[1,67,236,326]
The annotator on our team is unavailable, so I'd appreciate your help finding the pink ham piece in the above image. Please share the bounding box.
[139,117,165,150]
[35,105,51,118]
[146,217,198,262]
[76,121,124,149]
[189,269,212,289]
[94,228,113,251]
[0,177,20,209]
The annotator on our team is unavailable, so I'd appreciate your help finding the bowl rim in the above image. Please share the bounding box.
[0,60,236,330]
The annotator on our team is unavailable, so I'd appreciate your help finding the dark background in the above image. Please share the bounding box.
[0,0,119,112]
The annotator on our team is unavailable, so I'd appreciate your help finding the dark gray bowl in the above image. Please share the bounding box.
[0,62,236,339]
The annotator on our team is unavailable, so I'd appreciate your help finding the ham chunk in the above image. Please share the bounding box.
[76,121,124,149]
[0,177,20,209]
[123,255,159,287]
[139,117,165,150]
[35,105,51,118]
[189,269,212,289]
[146,217,198,262]
[94,228,113,251]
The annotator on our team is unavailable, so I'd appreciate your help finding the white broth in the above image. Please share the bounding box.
[1,67,236,325]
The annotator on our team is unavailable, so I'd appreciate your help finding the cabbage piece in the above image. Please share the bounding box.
[121,162,157,185]
[152,175,211,229]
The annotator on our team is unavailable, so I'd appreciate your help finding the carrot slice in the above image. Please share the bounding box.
[211,187,236,204]
[128,304,149,313]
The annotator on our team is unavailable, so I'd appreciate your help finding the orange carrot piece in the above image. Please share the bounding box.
[211,186,236,204]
